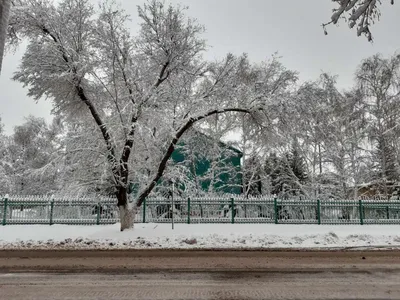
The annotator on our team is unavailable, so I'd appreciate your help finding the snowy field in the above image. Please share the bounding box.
[1,224,400,250]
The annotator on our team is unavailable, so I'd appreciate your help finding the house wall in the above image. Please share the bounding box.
[171,142,242,195]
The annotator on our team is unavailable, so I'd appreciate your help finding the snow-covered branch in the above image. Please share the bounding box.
[323,0,394,41]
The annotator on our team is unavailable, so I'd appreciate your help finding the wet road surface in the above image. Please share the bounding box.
[0,250,400,299]
[1,271,400,300]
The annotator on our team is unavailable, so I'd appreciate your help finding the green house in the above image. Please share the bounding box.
[169,131,243,195]
[128,131,242,197]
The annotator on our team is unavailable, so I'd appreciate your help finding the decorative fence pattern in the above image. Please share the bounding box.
[1,195,400,225]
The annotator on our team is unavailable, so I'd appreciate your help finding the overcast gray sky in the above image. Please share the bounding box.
[0,0,399,134]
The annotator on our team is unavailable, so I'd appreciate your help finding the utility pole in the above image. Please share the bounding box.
[171,179,175,230]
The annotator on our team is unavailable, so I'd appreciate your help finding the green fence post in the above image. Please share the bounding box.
[359,200,364,225]
[49,199,54,225]
[274,197,278,224]
[96,202,101,225]
[2,195,8,226]
[187,197,191,224]
[230,198,235,224]
[317,199,321,225]
[142,198,146,223]
[386,205,390,220]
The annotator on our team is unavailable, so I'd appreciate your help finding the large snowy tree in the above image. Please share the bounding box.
[8,0,273,230]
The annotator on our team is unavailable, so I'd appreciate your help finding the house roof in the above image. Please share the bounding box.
[188,129,243,156]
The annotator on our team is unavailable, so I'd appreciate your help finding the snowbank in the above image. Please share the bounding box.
[1,224,399,250]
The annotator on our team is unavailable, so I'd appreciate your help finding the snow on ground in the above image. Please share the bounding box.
[1,224,400,250]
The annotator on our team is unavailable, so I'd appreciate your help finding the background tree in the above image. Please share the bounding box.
[287,78,330,197]
[264,152,282,196]
[4,116,61,195]
[288,139,309,188]
[242,154,264,197]
[327,88,369,200]
[356,53,400,198]
[0,117,12,194]
[51,118,116,197]
[229,55,298,195]
[263,146,309,199]
[195,113,239,195]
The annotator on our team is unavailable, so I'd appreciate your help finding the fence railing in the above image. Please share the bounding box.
[1,195,400,225]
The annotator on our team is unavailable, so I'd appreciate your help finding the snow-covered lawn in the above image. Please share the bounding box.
[1,224,400,250]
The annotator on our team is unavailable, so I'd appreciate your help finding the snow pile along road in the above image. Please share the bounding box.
[1,224,399,250]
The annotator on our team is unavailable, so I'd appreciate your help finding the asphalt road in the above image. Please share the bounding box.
[1,250,400,300]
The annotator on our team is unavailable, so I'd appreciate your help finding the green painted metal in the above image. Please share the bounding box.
[96,203,101,225]
[274,198,278,224]
[143,198,146,224]
[1,196,400,225]
[187,197,191,224]
[2,197,7,226]
[49,200,54,225]
[230,198,235,224]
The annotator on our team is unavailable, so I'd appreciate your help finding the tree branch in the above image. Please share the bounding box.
[39,24,119,182]
[135,107,253,207]
[322,0,393,41]
[75,85,118,176]
[118,57,173,184]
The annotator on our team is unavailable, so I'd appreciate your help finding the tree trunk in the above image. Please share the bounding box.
[116,186,134,231]
[0,0,11,73]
